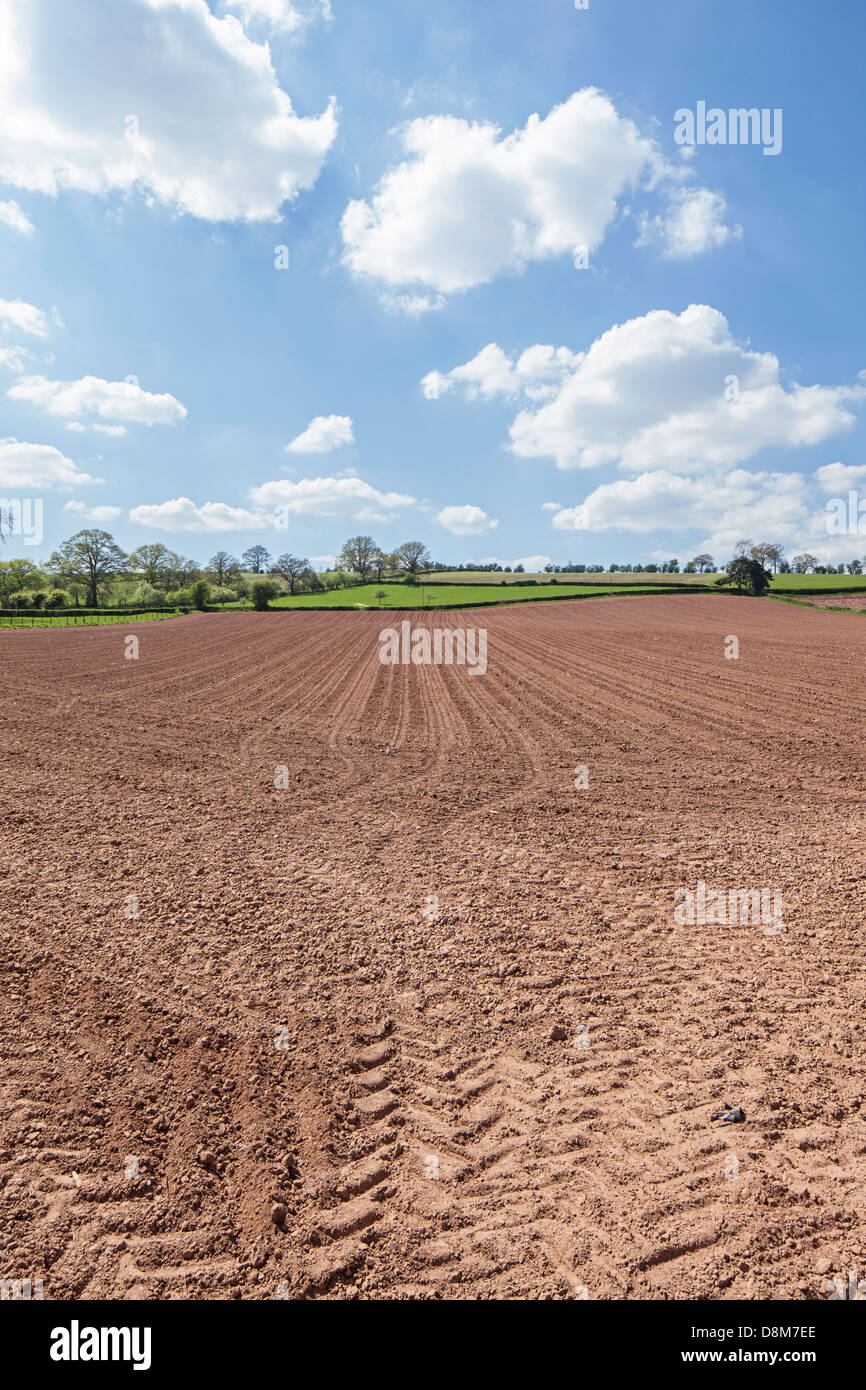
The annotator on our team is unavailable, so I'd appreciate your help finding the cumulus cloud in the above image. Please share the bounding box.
[422,343,579,402]
[509,554,552,572]
[222,0,332,34]
[248,474,415,522]
[550,469,811,539]
[813,461,866,493]
[0,199,34,234]
[0,437,102,489]
[128,498,268,532]
[0,297,50,337]
[285,414,354,453]
[8,374,187,426]
[64,499,123,522]
[635,188,742,258]
[428,306,865,473]
[341,88,738,298]
[0,0,337,222]
[436,504,498,535]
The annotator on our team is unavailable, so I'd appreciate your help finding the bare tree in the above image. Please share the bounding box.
[394,540,432,575]
[272,553,309,595]
[207,550,240,585]
[242,544,272,574]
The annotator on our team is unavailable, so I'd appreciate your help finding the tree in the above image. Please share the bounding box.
[762,543,785,573]
[0,559,46,605]
[251,579,279,610]
[691,553,715,573]
[189,579,210,610]
[717,557,771,596]
[207,551,240,586]
[338,535,379,580]
[128,543,173,587]
[272,553,309,595]
[394,540,432,575]
[791,553,818,574]
[374,589,387,607]
[243,544,272,574]
[733,539,753,559]
[371,548,389,583]
[48,530,127,607]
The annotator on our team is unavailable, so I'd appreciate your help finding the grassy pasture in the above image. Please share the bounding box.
[269,581,687,610]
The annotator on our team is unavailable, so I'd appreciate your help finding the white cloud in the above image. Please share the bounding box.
[0,0,337,223]
[437,504,498,536]
[8,374,187,426]
[422,342,579,401]
[222,0,331,34]
[381,292,445,317]
[430,306,865,473]
[341,88,737,298]
[814,461,866,494]
[285,414,354,453]
[509,554,551,572]
[64,499,123,522]
[541,501,560,511]
[636,188,742,258]
[0,199,34,234]
[128,498,268,532]
[0,437,102,489]
[309,552,336,570]
[0,345,29,372]
[248,474,415,522]
[0,297,50,337]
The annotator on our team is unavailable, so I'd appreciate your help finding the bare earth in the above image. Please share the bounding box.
[1,595,864,1301]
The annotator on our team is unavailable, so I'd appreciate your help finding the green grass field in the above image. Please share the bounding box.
[768,573,866,591]
[269,581,688,610]
[424,570,717,586]
[0,610,182,628]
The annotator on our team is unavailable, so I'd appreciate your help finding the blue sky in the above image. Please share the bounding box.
[1,0,865,571]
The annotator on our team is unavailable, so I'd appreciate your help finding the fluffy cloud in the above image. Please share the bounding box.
[8,374,187,426]
[635,188,742,258]
[248,474,415,522]
[0,199,34,234]
[422,343,579,402]
[550,469,811,539]
[0,297,50,337]
[0,437,102,489]
[437,504,498,536]
[428,306,865,473]
[813,462,866,494]
[509,554,552,572]
[64,499,123,522]
[0,0,337,222]
[222,0,331,33]
[128,498,268,532]
[341,89,738,297]
[285,414,354,453]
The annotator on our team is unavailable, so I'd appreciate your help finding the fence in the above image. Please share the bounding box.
[0,609,180,629]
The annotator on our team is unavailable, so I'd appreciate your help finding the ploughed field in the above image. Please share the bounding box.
[1,595,864,1301]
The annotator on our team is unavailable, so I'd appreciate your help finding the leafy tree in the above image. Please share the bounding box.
[243,544,272,574]
[251,579,279,610]
[128,543,173,586]
[791,553,818,574]
[691,553,715,573]
[394,540,432,575]
[272,553,309,595]
[207,550,240,585]
[189,579,210,610]
[718,557,771,596]
[338,535,379,580]
[0,559,46,605]
[374,588,387,607]
[48,530,127,607]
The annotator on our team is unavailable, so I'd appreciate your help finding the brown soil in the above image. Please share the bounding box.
[1,595,864,1301]
[801,595,866,612]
